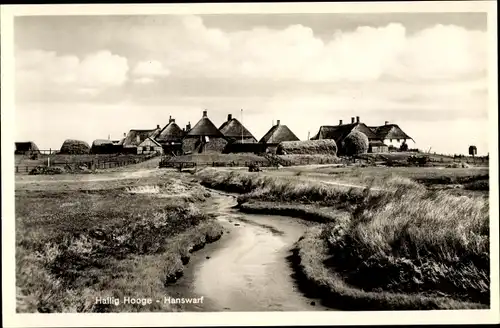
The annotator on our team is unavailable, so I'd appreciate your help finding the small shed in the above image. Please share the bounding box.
[15,141,40,155]
[369,140,389,153]
[137,137,164,155]
[90,139,117,154]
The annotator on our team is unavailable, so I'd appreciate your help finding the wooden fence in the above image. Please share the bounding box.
[15,154,158,174]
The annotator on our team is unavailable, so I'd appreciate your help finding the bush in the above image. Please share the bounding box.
[29,166,65,175]
[341,131,369,156]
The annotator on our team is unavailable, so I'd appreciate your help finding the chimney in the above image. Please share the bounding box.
[276,120,281,126]
[157,124,160,129]
[136,135,140,143]
[171,118,175,123]
[356,116,360,123]
[385,121,389,125]
[123,133,126,138]
[182,128,185,132]
[186,121,191,131]
[169,115,172,121]
[228,114,232,121]
[203,110,207,117]
[351,117,355,124]
[339,119,343,125]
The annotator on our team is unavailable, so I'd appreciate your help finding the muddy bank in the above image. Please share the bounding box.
[292,227,487,310]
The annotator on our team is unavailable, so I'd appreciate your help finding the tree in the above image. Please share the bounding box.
[341,131,369,156]
[469,145,477,164]
[469,145,477,157]
[400,140,409,152]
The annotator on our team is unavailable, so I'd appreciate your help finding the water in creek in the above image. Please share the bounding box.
[167,193,332,312]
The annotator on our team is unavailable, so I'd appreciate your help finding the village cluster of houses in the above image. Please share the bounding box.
[15,110,414,156]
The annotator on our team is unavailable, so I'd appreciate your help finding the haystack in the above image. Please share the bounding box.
[341,131,369,156]
[276,139,337,155]
[59,139,90,154]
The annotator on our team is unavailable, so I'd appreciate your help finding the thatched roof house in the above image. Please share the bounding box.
[59,139,90,154]
[15,141,40,155]
[219,114,257,144]
[137,137,163,155]
[122,125,162,149]
[156,116,185,145]
[369,122,414,142]
[311,117,379,143]
[90,139,122,154]
[182,110,228,154]
[259,120,300,145]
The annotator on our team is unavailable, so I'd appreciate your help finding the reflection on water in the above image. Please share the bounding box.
[180,194,330,311]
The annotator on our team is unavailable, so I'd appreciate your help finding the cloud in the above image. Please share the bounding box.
[16,49,129,99]
[132,60,171,78]
[133,77,155,84]
[15,16,487,97]
[111,16,486,84]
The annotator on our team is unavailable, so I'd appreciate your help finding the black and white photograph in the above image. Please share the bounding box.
[1,1,498,327]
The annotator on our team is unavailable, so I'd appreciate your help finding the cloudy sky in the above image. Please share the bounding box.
[14,12,490,155]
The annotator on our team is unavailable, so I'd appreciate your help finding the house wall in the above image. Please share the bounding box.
[223,142,267,154]
[265,145,278,154]
[182,136,228,154]
[369,145,389,153]
[384,138,408,149]
[203,137,228,153]
[137,139,164,155]
[182,138,200,154]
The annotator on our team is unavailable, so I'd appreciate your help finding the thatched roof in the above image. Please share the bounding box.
[123,128,161,147]
[156,120,185,143]
[15,141,40,153]
[114,139,124,146]
[369,124,413,141]
[91,139,114,147]
[311,123,378,144]
[219,115,256,140]
[232,138,257,144]
[60,139,90,154]
[187,111,224,137]
[139,137,163,147]
[259,122,300,144]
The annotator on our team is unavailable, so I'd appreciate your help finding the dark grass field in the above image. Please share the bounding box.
[15,173,223,313]
[195,167,490,309]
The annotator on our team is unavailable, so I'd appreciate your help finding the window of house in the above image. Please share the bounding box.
[150,146,154,151]
[142,146,147,152]
[397,139,400,142]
